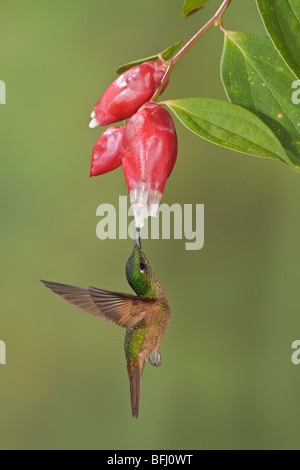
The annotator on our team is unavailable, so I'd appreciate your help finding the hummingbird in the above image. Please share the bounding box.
[41,229,171,418]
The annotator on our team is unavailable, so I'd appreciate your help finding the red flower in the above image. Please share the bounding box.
[122,103,178,228]
[90,126,124,177]
[89,61,168,128]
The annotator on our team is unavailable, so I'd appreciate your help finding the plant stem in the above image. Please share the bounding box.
[172,0,232,64]
[151,0,232,101]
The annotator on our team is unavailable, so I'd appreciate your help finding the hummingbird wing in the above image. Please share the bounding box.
[89,287,155,330]
[41,281,155,330]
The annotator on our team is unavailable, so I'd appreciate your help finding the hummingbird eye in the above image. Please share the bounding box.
[139,260,146,273]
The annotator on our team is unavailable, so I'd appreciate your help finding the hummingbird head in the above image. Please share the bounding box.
[126,229,153,297]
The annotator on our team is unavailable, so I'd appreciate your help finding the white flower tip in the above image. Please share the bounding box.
[91,110,95,118]
[89,118,99,129]
[129,184,163,227]
[148,190,162,217]
[130,183,150,228]
[132,205,148,229]
[149,204,159,218]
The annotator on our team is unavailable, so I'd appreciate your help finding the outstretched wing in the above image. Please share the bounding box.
[41,281,155,330]
[41,281,100,315]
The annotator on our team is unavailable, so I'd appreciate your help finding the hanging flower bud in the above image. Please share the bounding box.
[122,102,178,228]
[90,126,124,177]
[89,61,168,128]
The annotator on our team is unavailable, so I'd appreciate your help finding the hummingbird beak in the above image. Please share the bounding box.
[135,227,142,249]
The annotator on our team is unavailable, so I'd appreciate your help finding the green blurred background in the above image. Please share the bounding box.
[0,0,300,450]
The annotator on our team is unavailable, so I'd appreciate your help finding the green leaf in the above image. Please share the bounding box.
[115,41,183,75]
[164,98,290,165]
[221,31,300,170]
[257,0,300,79]
[182,0,210,18]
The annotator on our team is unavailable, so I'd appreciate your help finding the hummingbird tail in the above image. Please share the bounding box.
[129,364,142,419]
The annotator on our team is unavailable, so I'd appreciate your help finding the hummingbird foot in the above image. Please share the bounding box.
[148,351,162,367]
